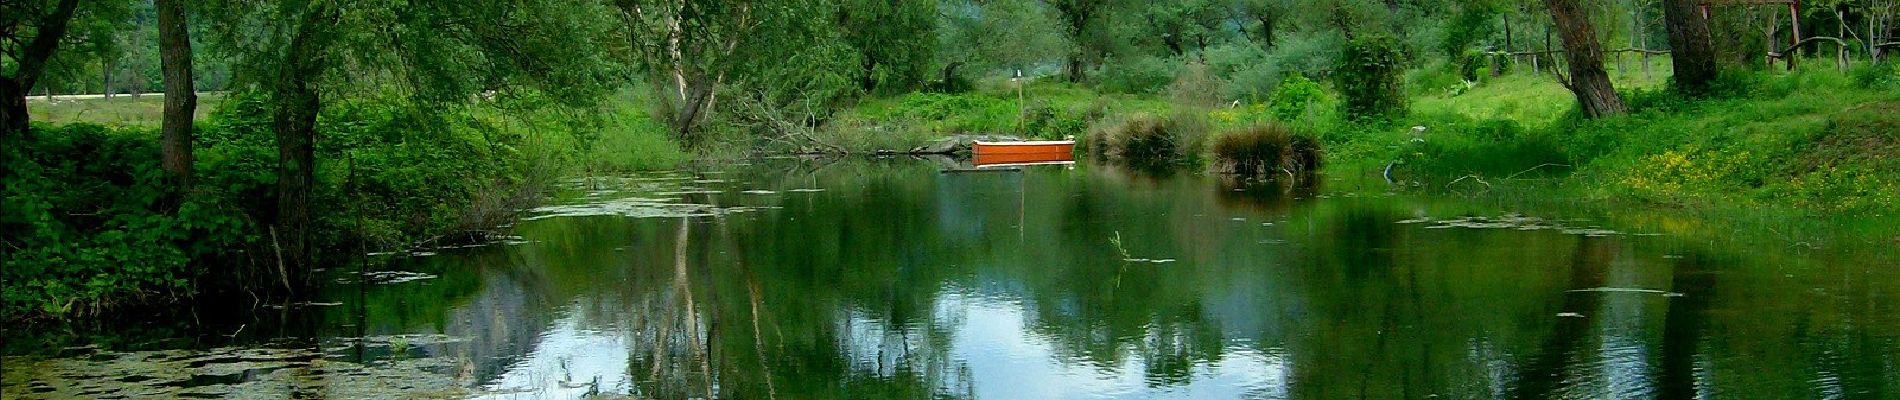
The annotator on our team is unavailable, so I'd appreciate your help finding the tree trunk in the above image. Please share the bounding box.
[1547,0,1628,118]
[1065,55,1086,83]
[1,0,82,135]
[1504,15,1519,70]
[157,0,197,188]
[103,60,114,99]
[1662,0,1719,96]
[1639,3,1653,79]
[271,7,333,295]
[939,61,964,89]
[0,80,26,135]
[1256,14,1277,51]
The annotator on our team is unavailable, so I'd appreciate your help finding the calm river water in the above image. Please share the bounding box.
[3,157,1896,399]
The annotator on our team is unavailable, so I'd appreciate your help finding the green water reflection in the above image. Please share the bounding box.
[4,158,1896,399]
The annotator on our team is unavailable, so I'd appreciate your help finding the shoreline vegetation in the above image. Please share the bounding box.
[6,0,1899,322]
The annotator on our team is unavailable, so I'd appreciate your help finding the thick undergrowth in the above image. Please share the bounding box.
[3,91,678,320]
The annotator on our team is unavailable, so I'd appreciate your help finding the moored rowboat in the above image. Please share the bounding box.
[973,140,1076,156]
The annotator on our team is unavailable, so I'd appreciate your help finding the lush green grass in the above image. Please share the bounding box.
[26,94,219,127]
[1385,62,1900,217]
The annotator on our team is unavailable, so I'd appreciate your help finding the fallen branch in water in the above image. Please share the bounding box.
[1567,287,1684,297]
[1505,163,1572,180]
[1446,174,1492,191]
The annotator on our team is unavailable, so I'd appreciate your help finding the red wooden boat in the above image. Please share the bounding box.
[973,140,1076,155]
[973,140,1075,167]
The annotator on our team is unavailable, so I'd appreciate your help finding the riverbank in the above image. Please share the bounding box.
[3,90,685,320]
[812,61,1900,220]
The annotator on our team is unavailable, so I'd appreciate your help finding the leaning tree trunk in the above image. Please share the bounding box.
[1547,0,1629,118]
[2,0,82,136]
[1662,0,1719,96]
[157,0,198,187]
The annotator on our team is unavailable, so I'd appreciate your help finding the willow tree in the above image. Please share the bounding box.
[1546,0,1628,117]
[202,0,622,294]
[1,0,82,135]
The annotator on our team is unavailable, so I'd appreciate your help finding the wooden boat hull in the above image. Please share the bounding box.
[973,141,1075,155]
[973,141,1075,167]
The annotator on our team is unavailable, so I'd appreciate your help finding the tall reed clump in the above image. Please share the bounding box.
[1211,123,1322,178]
[1088,113,1207,167]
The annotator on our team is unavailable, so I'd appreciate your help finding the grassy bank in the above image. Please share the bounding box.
[1389,64,1900,217]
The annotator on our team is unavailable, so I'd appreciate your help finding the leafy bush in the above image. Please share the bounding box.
[1267,75,1329,122]
[1849,61,1899,90]
[1336,34,1409,123]
[2,124,260,319]
[1097,55,1179,95]
[1022,103,1090,140]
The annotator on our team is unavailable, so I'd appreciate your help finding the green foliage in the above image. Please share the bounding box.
[1335,34,1408,122]
[1022,103,1092,140]
[1395,115,1570,178]
[1267,75,1328,122]
[1850,61,1900,90]
[1097,55,1179,94]
[1166,62,1224,108]
[1203,43,1279,102]
[2,124,258,319]
[839,0,938,94]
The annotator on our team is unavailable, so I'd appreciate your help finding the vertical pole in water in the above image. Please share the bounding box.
[1015,69,1025,135]
[349,151,368,361]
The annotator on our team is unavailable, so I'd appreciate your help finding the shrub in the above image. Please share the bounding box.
[1267,75,1328,122]
[1850,61,1899,90]
[1022,104,1089,140]
[1211,123,1323,177]
[2,124,260,319]
[1336,34,1409,122]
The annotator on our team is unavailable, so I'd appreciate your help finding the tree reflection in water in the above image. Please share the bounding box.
[4,159,1897,399]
